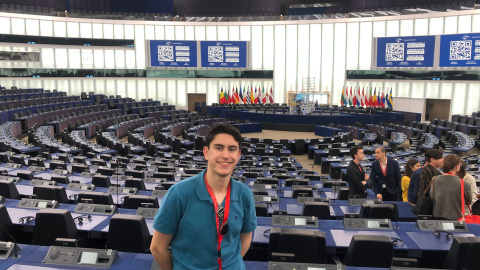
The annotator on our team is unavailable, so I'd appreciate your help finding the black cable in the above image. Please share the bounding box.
[0,224,20,258]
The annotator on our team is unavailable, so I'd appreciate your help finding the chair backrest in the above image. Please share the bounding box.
[337,187,350,200]
[344,235,393,268]
[124,195,159,209]
[255,203,269,217]
[301,202,331,219]
[360,204,396,220]
[0,180,21,199]
[443,236,473,270]
[125,178,147,190]
[106,214,151,253]
[0,205,15,241]
[34,186,69,204]
[77,192,114,205]
[33,209,78,246]
[92,175,111,187]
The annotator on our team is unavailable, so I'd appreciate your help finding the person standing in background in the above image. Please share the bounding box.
[346,146,369,198]
[417,149,444,201]
[457,160,478,214]
[402,159,420,202]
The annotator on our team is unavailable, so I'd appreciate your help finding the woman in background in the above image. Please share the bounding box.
[457,160,478,214]
[431,154,472,220]
[401,159,420,202]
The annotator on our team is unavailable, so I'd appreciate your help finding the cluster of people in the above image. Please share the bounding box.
[346,147,479,220]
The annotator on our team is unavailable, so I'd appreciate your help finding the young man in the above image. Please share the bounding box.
[151,123,257,270]
[346,146,369,198]
[416,149,444,200]
[369,146,402,201]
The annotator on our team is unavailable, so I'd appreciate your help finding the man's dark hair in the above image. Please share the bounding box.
[425,149,443,163]
[350,146,363,159]
[204,123,242,148]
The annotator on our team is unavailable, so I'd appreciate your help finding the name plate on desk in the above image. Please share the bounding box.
[27,166,46,172]
[268,262,346,270]
[348,198,381,205]
[67,183,95,191]
[5,163,22,168]
[292,184,317,190]
[17,198,58,209]
[0,241,19,259]
[75,203,116,215]
[44,246,119,268]
[144,177,166,183]
[297,197,330,204]
[30,179,56,186]
[136,207,159,218]
[272,215,318,228]
[53,169,69,175]
[81,172,97,178]
[152,189,168,197]
[252,183,278,189]
[254,195,279,203]
[343,218,392,230]
[107,186,138,194]
[0,175,21,183]
[416,220,468,232]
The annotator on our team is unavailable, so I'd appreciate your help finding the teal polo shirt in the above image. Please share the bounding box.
[153,169,257,270]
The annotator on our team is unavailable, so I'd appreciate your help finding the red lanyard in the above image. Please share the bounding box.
[444,172,455,176]
[204,175,231,270]
[358,165,362,173]
[380,159,388,176]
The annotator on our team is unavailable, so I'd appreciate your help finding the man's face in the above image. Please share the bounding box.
[374,148,385,160]
[203,133,241,178]
[430,157,445,169]
[355,149,365,161]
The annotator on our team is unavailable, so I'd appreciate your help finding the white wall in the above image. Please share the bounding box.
[0,11,479,114]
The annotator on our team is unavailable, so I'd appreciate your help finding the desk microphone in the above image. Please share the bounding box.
[0,224,20,258]
[389,202,400,229]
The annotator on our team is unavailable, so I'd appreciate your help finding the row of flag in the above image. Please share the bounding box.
[341,86,394,108]
[220,85,274,104]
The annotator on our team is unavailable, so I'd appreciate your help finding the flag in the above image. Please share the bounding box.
[361,87,365,107]
[356,87,361,106]
[352,87,357,107]
[381,91,386,108]
[250,86,255,104]
[387,88,393,108]
[377,88,382,107]
[234,86,239,104]
[269,86,274,103]
[224,87,229,104]
[220,88,225,104]
[254,87,259,104]
[238,86,243,104]
[348,86,353,106]
[340,86,345,106]
[261,85,267,104]
[372,88,377,107]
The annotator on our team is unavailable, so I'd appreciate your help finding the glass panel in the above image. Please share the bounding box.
[147,80,158,101]
[285,25,298,92]
[240,26,250,41]
[251,26,263,70]
[127,80,137,99]
[105,79,116,96]
[135,25,145,69]
[411,82,425,99]
[81,80,93,96]
[400,20,413,36]
[386,21,399,37]
[115,50,125,69]
[346,22,359,70]
[145,25,155,40]
[55,49,68,68]
[333,23,346,104]
[206,26,217,40]
[165,26,175,39]
[358,22,372,70]
[124,25,134,39]
[229,26,240,41]
[26,19,39,36]
[40,20,53,37]
[185,26,195,40]
[466,83,480,115]
[177,80,187,108]
[429,17,444,35]
[67,22,80,38]
[94,50,105,69]
[57,80,70,94]
[309,24,321,83]
[452,83,467,115]
[125,50,136,69]
[384,82,397,98]
[92,24,103,39]
[297,24,309,91]
[104,50,115,69]
[43,80,56,92]
[80,23,92,38]
[414,19,428,36]
[167,80,177,105]
[103,24,114,39]
[187,80,196,94]
[53,22,66,37]
[195,26,205,40]
[70,79,82,95]
[425,83,439,99]
[11,18,25,35]
[217,26,228,40]
[95,79,106,95]
[473,15,480,32]
[157,80,167,102]
[116,79,126,97]
[321,24,333,93]
[263,25,274,70]
[440,83,453,99]
[444,16,458,35]
[176,25,186,40]
[114,24,124,39]
[41,48,55,68]
[397,82,410,98]
[458,15,472,33]
[0,17,10,34]
[373,21,386,37]
[28,79,42,89]
[137,80,147,100]
[155,25,165,39]
[68,49,81,69]
[207,80,219,105]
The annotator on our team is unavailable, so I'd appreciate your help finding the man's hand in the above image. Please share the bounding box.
[361,181,367,185]
[377,194,383,200]
[364,174,369,180]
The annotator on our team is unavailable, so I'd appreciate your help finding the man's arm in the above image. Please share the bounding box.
[150,230,174,270]
[393,160,402,191]
[369,165,381,195]
[240,232,253,257]
[346,165,366,192]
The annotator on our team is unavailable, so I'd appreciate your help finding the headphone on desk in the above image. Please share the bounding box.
[73,214,92,224]
[390,237,404,246]
[18,216,35,224]
[432,230,454,239]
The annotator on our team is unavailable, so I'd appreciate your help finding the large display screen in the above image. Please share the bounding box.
[149,40,197,67]
[439,33,480,67]
[200,41,248,68]
[375,36,436,67]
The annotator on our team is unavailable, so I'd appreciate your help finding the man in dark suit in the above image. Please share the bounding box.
[370,146,401,201]
[346,146,369,198]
